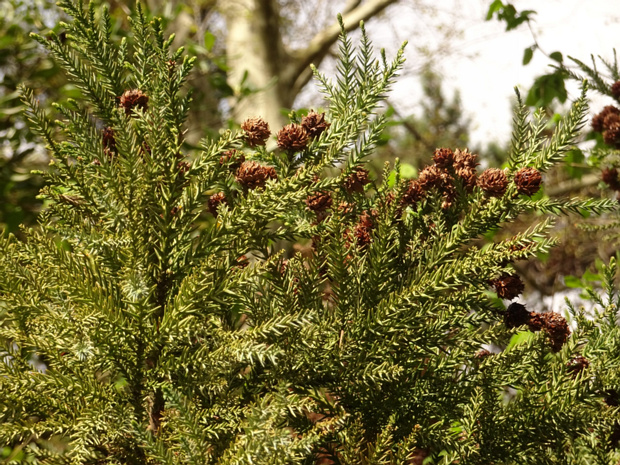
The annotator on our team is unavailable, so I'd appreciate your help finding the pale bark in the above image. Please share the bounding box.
[222,0,399,131]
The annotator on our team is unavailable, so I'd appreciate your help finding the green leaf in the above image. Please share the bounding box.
[523,46,534,65]
[564,275,582,288]
[204,31,215,52]
[400,163,417,179]
[550,51,563,63]
[486,0,505,20]
[507,330,535,350]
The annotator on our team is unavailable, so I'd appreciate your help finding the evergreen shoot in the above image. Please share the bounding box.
[2,2,620,464]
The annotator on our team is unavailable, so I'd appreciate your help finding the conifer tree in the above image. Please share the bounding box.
[3,2,620,464]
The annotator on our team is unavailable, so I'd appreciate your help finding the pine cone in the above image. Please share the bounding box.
[490,274,525,300]
[343,168,370,194]
[478,168,508,197]
[277,123,309,151]
[566,355,589,376]
[102,127,116,156]
[527,312,544,332]
[504,302,531,329]
[241,117,271,147]
[208,192,228,217]
[457,168,477,193]
[453,149,479,170]
[401,179,425,206]
[219,149,246,172]
[301,111,330,139]
[119,89,149,115]
[514,167,542,196]
[612,81,620,102]
[474,349,491,360]
[354,210,374,249]
[235,161,277,190]
[417,165,446,191]
[306,191,332,212]
[602,167,620,191]
[604,122,620,148]
[592,106,620,132]
[433,147,454,168]
[541,312,570,352]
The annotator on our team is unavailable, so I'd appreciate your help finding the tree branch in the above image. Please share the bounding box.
[283,0,399,98]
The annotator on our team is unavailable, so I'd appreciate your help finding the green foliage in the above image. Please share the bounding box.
[2,2,620,464]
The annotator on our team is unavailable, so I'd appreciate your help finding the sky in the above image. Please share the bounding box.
[298,0,620,151]
[394,0,620,148]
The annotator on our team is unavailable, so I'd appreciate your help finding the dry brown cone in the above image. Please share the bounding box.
[504,302,531,329]
[490,274,525,300]
[432,147,454,168]
[453,148,479,170]
[353,210,374,249]
[277,123,309,151]
[566,355,589,377]
[602,167,620,191]
[612,81,620,101]
[528,311,544,332]
[301,111,330,139]
[235,161,277,190]
[102,127,116,158]
[306,191,332,212]
[541,312,571,352]
[514,167,542,196]
[592,105,620,132]
[219,149,246,172]
[457,168,477,193]
[119,89,149,115]
[343,168,370,194]
[401,180,425,206]
[478,168,508,197]
[474,349,492,360]
[208,192,228,217]
[604,122,620,148]
[241,117,271,147]
[417,165,446,191]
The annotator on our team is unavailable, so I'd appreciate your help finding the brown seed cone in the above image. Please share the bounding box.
[177,161,190,175]
[490,274,525,300]
[457,168,477,193]
[219,149,246,172]
[241,117,271,147]
[432,147,454,168]
[453,148,479,170]
[277,123,309,151]
[514,167,542,196]
[541,312,571,352]
[474,349,491,360]
[604,122,620,147]
[613,81,620,102]
[566,355,589,377]
[528,312,544,332]
[208,192,228,217]
[417,165,446,191]
[401,180,425,206]
[102,127,116,153]
[354,210,374,249]
[235,161,277,190]
[592,105,620,132]
[602,167,620,190]
[306,191,332,212]
[301,111,330,139]
[504,302,531,329]
[343,168,371,193]
[478,168,508,197]
[119,89,149,115]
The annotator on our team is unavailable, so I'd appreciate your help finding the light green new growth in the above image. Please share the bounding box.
[1,2,620,464]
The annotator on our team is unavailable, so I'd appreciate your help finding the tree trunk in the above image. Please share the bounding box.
[223,0,399,132]
[224,0,291,132]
